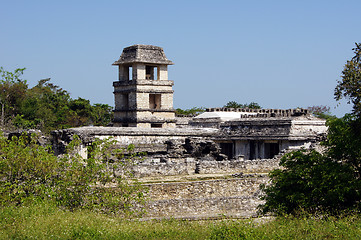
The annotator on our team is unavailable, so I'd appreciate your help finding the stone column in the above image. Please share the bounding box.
[133,63,146,80]
[158,65,168,80]
[119,66,129,81]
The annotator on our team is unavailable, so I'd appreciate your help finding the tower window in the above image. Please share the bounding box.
[128,66,132,81]
[146,66,153,80]
[121,93,129,109]
[146,66,158,80]
[149,94,161,109]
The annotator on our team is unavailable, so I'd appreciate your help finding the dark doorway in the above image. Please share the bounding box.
[264,142,279,159]
[250,141,256,160]
[220,142,233,159]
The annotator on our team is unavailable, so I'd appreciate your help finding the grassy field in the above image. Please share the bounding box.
[1,203,361,239]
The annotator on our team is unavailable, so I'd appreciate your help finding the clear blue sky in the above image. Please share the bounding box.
[1,0,361,116]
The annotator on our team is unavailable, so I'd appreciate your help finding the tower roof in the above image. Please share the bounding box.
[113,44,174,65]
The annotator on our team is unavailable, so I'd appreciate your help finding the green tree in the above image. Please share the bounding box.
[223,101,261,109]
[324,115,361,177]
[68,97,94,127]
[92,103,113,126]
[247,102,262,109]
[21,78,72,131]
[0,71,114,131]
[223,101,243,108]
[335,42,361,117]
[332,42,361,176]
[0,67,28,127]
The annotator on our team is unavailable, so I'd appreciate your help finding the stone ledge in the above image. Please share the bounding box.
[113,80,174,87]
[52,126,219,137]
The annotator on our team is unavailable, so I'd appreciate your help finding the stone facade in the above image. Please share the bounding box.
[50,44,329,219]
[194,108,327,160]
[143,176,268,219]
[112,45,175,128]
[52,109,325,174]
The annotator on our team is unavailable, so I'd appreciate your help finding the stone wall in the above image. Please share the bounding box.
[198,159,279,174]
[127,158,279,177]
[143,176,268,219]
[51,126,218,156]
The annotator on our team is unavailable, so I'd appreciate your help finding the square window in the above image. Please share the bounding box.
[149,94,161,109]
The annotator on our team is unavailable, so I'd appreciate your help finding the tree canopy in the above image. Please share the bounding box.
[223,101,261,109]
[0,68,113,132]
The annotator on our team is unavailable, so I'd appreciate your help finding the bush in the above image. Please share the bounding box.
[0,133,58,205]
[259,150,361,215]
[0,132,146,216]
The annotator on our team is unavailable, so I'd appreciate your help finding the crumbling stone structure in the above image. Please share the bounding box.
[50,44,328,219]
[112,45,175,128]
[192,108,327,160]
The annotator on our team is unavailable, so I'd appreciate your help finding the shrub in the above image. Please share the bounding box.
[0,133,58,205]
[259,150,361,215]
[0,132,146,216]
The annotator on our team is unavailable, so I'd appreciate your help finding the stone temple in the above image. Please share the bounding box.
[51,44,327,219]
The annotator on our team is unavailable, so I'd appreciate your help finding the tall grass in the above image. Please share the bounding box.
[1,202,361,239]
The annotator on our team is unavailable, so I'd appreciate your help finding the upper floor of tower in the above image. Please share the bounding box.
[113,44,173,81]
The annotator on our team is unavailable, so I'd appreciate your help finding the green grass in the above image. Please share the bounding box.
[1,203,361,239]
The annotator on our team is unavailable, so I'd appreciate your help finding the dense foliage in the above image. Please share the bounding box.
[260,43,361,216]
[260,149,360,215]
[0,68,113,132]
[223,101,261,109]
[0,132,146,216]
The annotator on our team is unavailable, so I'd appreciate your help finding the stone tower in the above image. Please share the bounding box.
[112,44,176,128]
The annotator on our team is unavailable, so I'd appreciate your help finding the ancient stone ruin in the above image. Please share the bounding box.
[112,45,175,128]
[51,44,327,219]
